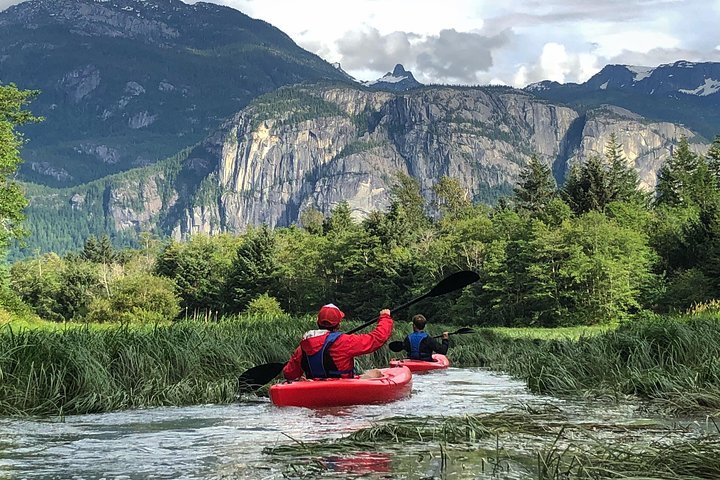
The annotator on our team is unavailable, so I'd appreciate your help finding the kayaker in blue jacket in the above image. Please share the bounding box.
[401,314,449,361]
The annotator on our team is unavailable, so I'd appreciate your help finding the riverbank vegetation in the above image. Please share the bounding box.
[2,309,720,416]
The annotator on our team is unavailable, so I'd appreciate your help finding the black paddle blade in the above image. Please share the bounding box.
[433,327,476,339]
[388,341,404,352]
[237,362,285,393]
[427,271,480,298]
[452,327,475,335]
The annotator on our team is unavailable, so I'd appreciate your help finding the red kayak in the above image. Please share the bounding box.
[269,366,413,408]
[390,354,450,372]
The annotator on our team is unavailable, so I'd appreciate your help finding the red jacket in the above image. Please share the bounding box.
[283,312,393,380]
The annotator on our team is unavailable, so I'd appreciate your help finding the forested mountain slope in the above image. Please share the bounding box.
[0,0,350,186]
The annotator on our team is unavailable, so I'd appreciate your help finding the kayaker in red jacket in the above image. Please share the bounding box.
[283,304,393,380]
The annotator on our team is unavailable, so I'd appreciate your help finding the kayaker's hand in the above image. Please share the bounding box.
[379,309,390,318]
[442,331,449,340]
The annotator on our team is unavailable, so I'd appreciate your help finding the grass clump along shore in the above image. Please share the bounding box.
[0,315,299,416]
[0,314,396,416]
[463,312,720,415]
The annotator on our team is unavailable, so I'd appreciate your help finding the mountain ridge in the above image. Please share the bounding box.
[363,64,424,92]
[525,60,720,139]
[0,0,351,186]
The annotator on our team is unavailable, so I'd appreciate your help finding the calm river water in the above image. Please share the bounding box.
[0,368,687,479]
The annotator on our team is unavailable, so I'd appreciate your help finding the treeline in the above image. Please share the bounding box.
[9,134,720,327]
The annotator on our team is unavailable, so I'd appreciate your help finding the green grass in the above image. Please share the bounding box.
[488,324,615,340]
[0,313,397,417]
[0,316,300,416]
[4,309,720,417]
[448,313,720,415]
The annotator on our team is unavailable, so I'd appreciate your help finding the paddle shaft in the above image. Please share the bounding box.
[345,293,429,335]
[345,270,479,334]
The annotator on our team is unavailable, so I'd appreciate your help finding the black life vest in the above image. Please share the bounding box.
[408,331,432,360]
[301,332,354,379]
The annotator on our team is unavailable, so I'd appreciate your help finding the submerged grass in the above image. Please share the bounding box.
[489,324,615,340]
[266,408,720,479]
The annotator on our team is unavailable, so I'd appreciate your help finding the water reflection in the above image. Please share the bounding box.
[324,452,392,475]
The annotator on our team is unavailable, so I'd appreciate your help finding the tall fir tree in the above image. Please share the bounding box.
[513,155,557,213]
[226,226,280,312]
[0,84,41,307]
[385,172,430,246]
[605,133,645,204]
[299,207,325,235]
[562,156,612,214]
[81,236,100,263]
[323,201,356,235]
[432,176,471,220]
[80,234,115,264]
[96,235,116,264]
[655,137,701,206]
[706,135,720,189]
[0,84,40,250]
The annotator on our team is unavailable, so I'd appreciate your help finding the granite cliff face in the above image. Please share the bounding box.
[57,85,702,238]
[171,86,579,236]
[568,105,698,190]
[21,82,706,255]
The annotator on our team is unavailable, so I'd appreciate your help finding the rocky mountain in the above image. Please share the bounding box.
[363,64,423,92]
[18,82,707,257]
[0,0,350,186]
[526,61,720,139]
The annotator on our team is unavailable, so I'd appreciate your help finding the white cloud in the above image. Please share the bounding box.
[336,27,511,84]
[219,0,716,87]
[594,31,680,58]
[540,43,571,83]
[513,66,529,87]
[508,43,601,87]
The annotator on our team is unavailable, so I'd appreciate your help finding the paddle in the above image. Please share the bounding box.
[387,327,475,353]
[237,270,480,393]
[346,271,480,334]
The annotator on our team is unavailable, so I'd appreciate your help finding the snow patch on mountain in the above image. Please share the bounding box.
[366,74,406,85]
[363,64,423,91]
[627,66,654,82]
[679,78,720,96]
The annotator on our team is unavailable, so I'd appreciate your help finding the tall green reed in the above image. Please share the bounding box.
[0,316,309,416]
[448,313,720,414]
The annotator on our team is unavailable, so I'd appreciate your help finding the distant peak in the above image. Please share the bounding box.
[392,64,408,76]
[363,63,423,92]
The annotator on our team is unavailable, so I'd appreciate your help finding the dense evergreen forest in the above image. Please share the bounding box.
[8,133,720,327]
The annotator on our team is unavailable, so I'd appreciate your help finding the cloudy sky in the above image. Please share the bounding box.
[2,0,720,86]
